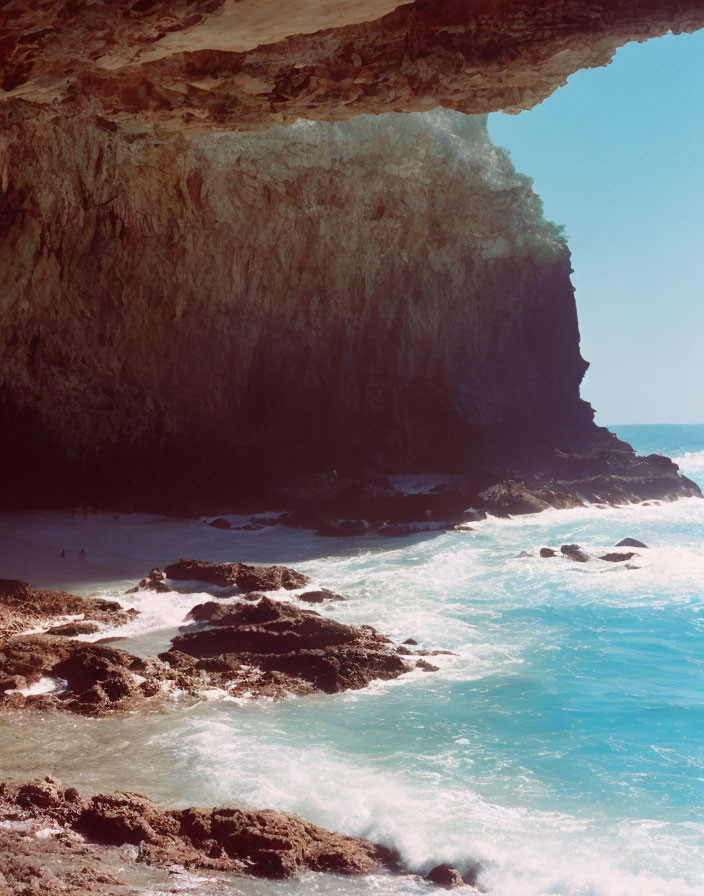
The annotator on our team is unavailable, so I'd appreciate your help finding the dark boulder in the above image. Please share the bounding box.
[540,547,556,558]
[298,589,345,604]
[600,552,637,563]
[208,517,232,530]
[479,482,550,516]
[560,544,589,562]
[616,538,648,548]
[426,864,464,888]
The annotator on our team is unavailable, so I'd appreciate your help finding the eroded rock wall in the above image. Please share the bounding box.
[0,104,595,507]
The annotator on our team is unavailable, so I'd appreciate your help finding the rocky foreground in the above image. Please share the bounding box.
[0,568,468,892]
[0,778,402,893]
[0,561,443,715]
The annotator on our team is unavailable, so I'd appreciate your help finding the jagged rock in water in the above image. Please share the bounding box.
[298,589,346,603]
[600,552,638,563]
[163,559,310,591]
[616,538,649,548]
[125,567,170,593]
[0,578,418,711]
[173,595,411,693]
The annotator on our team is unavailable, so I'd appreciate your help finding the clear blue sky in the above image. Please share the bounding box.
[489,30,704,425]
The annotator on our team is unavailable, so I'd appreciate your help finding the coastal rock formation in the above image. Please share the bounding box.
[163,559,310,591]
[0,636,181,714]
[170,595,410,693]
[0,779,400,890]
[0,579,134,635]
[0,566,420,713]
[1,104,697,511]
[1,1,703,133]
[1,3,702,512]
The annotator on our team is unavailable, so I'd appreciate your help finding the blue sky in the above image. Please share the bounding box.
[489,30,704,425]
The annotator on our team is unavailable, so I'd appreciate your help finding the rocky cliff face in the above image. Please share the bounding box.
[1,103,608,508]
[2,1,704,132]
[1,1,701,512]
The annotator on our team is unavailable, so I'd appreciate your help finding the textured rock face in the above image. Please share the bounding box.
[0,564,429,713]
[0,779,400,891]
[0,105,600,507]
[170,595,411,694]
[1,4,702,510]
[1,1,703,132]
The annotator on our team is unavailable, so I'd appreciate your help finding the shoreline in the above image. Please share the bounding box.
[1,491,703,894]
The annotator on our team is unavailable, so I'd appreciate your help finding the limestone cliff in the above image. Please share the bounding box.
[0,103,696,510]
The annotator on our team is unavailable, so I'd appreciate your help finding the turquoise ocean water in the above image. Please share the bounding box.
[1,424,703,896]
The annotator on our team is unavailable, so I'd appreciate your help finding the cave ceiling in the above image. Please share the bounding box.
[1,0,703,136]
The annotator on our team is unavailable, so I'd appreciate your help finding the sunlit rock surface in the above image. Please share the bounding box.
[1,1,703,132]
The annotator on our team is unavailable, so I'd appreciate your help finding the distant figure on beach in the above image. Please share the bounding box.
[79,548,85,559]
[59,549,65,558]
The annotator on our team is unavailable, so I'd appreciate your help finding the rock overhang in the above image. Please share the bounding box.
[1,0,704,135]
